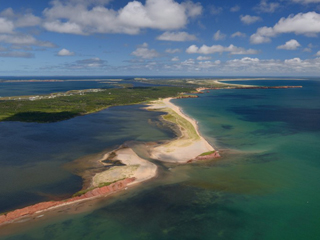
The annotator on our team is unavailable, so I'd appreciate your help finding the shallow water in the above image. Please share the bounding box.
[0,104,174,213]
[1,79,320,240]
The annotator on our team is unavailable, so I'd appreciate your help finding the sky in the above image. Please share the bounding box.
[0,0,320,76]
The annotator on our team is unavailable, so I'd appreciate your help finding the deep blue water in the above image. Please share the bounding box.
[0,77,158,97]
[1,78,320,240]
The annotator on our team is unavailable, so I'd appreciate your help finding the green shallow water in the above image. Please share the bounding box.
[1,80,320,240]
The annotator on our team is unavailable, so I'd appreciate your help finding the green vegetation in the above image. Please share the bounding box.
[134,78,247,88]
[199,151,215,156]
[72,179,123,197]
[163,110,199,140]
[72,187,95,197]
[0,86,194,123]
[97,179,124,188]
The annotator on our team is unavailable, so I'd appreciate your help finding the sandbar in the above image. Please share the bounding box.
[147,97,215,163]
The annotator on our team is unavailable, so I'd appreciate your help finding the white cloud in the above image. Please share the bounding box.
[0,9,41,28]
[157,31,197,41]
[0,51,34,58]
[166,48,181,54]
[186,44,259,55]
[240,15,262,25]
[0,34,55,47]
[171,56,179,61]
[0,18,14,33]
[277,39,301,50]
[224,57,320,74]
[231,31,246,38]
[57,48,75,56]
[131,44,160,59]
[0,8,41,28]
[197,56,211,60]
[316,51,320,56]
[213,30,226,41]
[43,0,202,35]
[251,12,320,44]
[182,1,203,17]
[120,56,320,75]
[65,58,108,69]
[273,12,320,35]
[254,0,279,13]
[230,5,240,12]
[43,21,84,35]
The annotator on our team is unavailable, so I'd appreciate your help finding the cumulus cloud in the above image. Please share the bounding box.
[0,8,55,49]
[182,1,203,17]
[171,56,179,61]
[231,31,246,38]
[157,31,197,41]
[0,8,41,28]
[0,18,14,33]
[118,56,320,75]
[316,51,320,56]
[254,0,279,13]
[186,44,259,55]
[240,15,262,25]
[213,30,226,41]
[277,39,301,50]
[57,48,75,56]
[131,43,160,59]
[251,12,320,44]
[222,57,320,74]
[43,0,202,35]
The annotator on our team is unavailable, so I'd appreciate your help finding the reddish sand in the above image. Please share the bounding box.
[0,178,135,226]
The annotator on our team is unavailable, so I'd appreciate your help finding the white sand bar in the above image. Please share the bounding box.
[147,98,214,163]
[93,148,157,187]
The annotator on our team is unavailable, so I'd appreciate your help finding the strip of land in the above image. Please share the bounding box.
[147,97,217,163]
[2,80,302,228]
[0,96,220,228]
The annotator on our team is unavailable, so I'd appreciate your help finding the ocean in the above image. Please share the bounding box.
[1,78,320,240]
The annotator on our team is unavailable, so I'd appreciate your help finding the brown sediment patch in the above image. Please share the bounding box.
[0,178,135,227]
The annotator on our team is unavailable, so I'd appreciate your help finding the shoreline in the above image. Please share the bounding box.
[147,97,217,163]
[0,96,219,229]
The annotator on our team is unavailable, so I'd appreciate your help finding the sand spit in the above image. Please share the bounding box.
[0,178,134,227]
[147,98,215,163]
[93,147,157,186]
[0,96,220,229]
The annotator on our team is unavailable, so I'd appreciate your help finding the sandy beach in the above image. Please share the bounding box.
[0,96,218,228]
[147,97,215,163]
[93,147,157,186]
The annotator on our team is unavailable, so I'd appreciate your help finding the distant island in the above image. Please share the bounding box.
[0,79,301,123]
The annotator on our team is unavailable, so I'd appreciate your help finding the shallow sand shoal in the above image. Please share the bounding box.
[147,98,214,163]
[93,148,157,186]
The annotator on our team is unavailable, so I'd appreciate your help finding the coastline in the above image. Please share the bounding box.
[0,96,219,229]
[147,97,216,163]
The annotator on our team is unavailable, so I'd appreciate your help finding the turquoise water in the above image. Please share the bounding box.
[1,79,320,239]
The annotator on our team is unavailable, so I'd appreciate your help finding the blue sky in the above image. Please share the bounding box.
[1,0,320,76]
